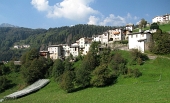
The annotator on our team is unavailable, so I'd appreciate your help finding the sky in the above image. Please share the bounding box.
[0,0,170,29]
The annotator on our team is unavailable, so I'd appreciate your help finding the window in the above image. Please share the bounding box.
[131,35,133,38]
[136,34,138,38]
[141,34,144,37]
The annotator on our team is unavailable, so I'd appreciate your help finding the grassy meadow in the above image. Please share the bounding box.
[133,23,170,32]
[1,51,170,103]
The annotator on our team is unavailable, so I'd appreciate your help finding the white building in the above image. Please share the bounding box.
[101,32,109,46]
[126,24,133,31]
[152,16,164,23]
[48,45,62,60]
[75,37,92,55]
[70,45,79,57]
[108,29,123,42]
[14,45,19,49]
[152,14,170,23]
[23,45,30,48]
[82,43,91,55]
[92,35,101,42]
[163,14,170,23]
[128,31,151,53]
[62,44,70,58]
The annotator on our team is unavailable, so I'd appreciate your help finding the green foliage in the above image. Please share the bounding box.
[133,69,142,77]
[64,58,73,71]
[124,68,142,78]
[60,70,75,93]
[139,18,147,28]
[130,49,149,65]
[108,53,127,75]
[75,62,91,88]
[52,59,64,79]
[0,76,12,92]
[8,61,20,72]
[91,64,116,87]
[0,64,10,76]
[0,27,46,61]
[2,53,170,103]
[150,23,159,29]
[149,30,170,54]
[89,41,100,54]
[100,48,111,64]
[120,40,128,44]
[21,49,52,84]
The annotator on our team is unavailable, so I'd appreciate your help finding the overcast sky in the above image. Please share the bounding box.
[0,0,170,29]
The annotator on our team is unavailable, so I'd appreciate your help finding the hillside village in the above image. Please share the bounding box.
[39,13,170,61]
[1,10,170,103]
[39,24,152,60]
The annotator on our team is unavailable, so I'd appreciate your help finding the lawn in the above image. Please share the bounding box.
[1,52,170,103]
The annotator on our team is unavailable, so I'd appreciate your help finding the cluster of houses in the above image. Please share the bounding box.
[14,44,30,49]
[40,24,155,60]
[152,13,170,24]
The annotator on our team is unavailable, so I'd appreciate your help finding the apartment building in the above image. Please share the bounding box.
[48,45,62,60]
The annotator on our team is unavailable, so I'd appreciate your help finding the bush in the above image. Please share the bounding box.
[133,69,142,77]
[130,49,149,65]
[124,68,142,78]
[120,40,128,44]
[91,64,116,87]
[60,71,75,93]
[0,76,12,92]
[52,59,64,79]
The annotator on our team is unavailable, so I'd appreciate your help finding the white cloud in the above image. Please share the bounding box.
[99,14,126,26]
[87,16,99,25]
[134,16,138,20]
[31,0,50,11]
[87,14,127,26]
[31,0,98,21]
[126,13,132,19]
[136,20,141,25]
[31,0,140,26]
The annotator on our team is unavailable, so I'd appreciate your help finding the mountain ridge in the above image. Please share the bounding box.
[0,23,19,28]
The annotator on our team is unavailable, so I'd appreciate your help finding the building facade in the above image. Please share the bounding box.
[152,14,170,23]
[48,45,62,60]
[128,31,151,53]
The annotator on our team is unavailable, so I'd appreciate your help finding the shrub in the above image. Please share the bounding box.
[0,76,12,92]
[60,71,75,93]
[91,64,116,87]
[52,59,64,79]
[130,49,149,65]
[133,69,142,77]
[124,68,142,78]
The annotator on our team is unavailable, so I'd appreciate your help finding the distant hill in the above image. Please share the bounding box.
[0,23,19,28]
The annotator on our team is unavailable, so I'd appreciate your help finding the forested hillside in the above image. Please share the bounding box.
[0,24,114,61]
[0,27,46,61]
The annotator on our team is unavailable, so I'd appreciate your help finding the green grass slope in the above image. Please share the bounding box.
[1,51,170,103]
[159,23,170,32]
[133,23,170,33]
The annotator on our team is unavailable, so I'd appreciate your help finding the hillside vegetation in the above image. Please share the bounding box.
[133,23,170,32]
[1,50,170,103]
